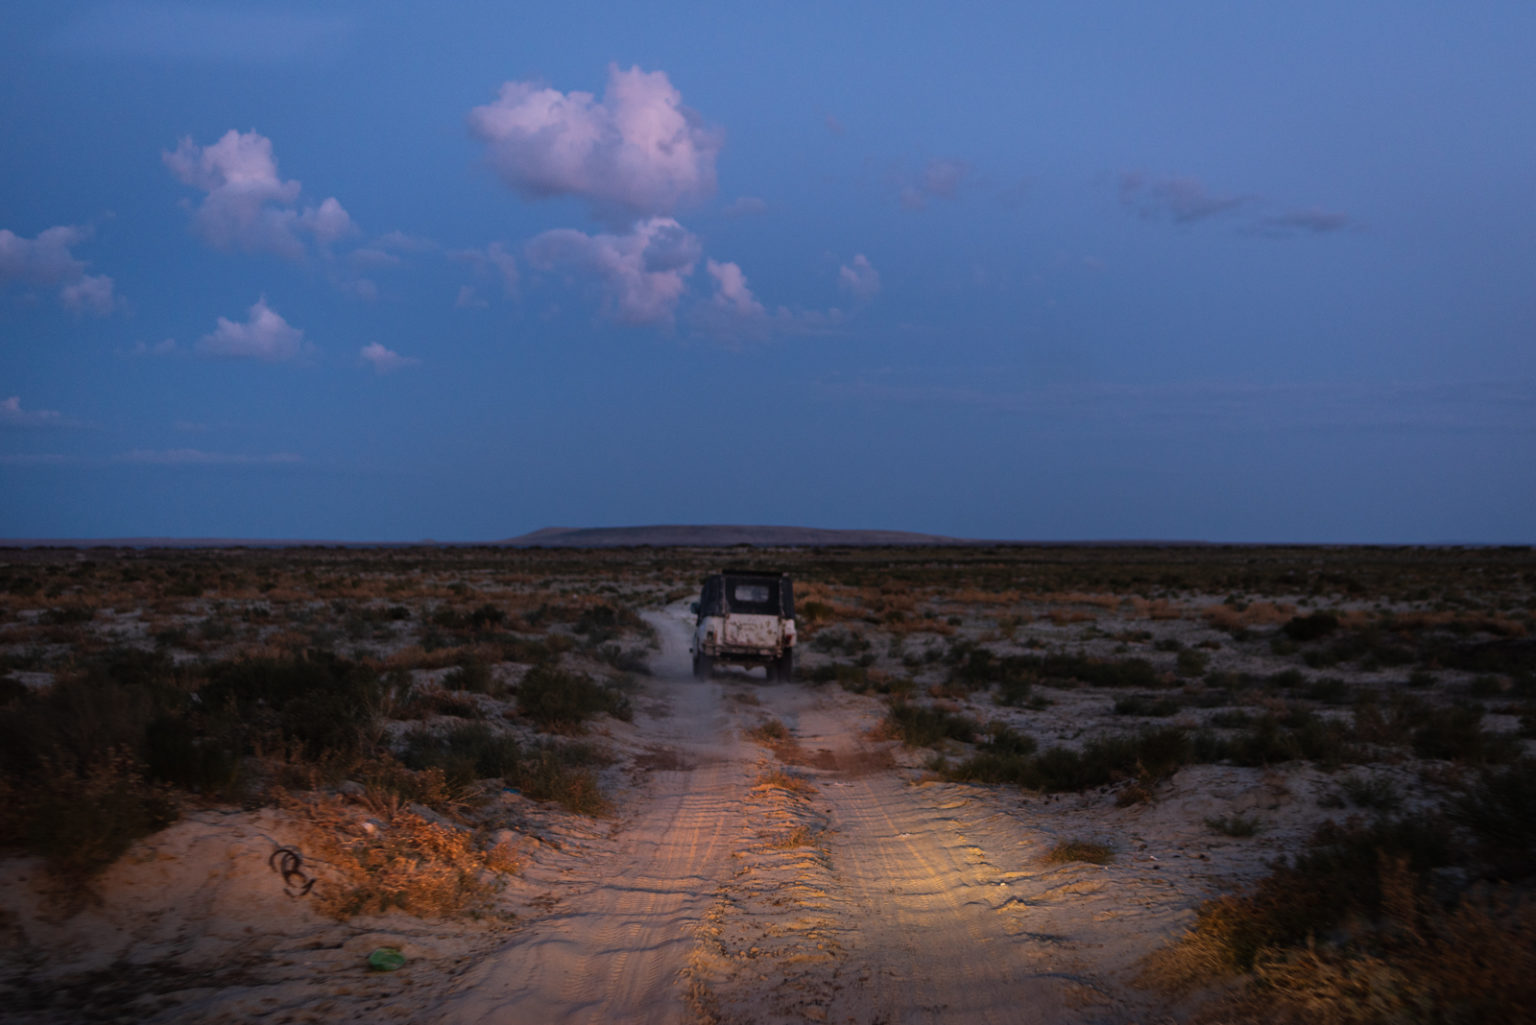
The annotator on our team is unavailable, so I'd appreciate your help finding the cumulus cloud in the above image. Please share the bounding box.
[60,274,118,315]
[837,253,881,301]
[127,338,179,358]
[0,395,71,428]
[469,64,721,222]
[526,217,701,324]
[360,341,419,373]
[164,129,356,258]
[0,225,118,314]
[197,297,308,361]
[899,158,971,210]
[1119,173,1253,223]
[693,259,846,343]
[705,260,766,319]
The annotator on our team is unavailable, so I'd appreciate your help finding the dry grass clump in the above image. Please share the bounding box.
[1146,762,1536,1022]
[753,768,818,798]
[281,792,509,919]
[1203,600,1297,633]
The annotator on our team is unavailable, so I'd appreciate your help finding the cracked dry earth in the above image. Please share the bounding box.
[450,608,1179,1025]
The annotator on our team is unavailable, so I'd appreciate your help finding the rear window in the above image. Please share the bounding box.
[725,578,779,614]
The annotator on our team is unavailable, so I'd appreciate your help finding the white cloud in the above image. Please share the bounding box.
[118,449,302,465]
[0,395,71,428]
[526,217,700,324]
[693,259,845,343]
[469,64,721,221]
[705,260,765,319]
[360,341,419,373]
[0,225,118,315]
[299,196,358,247]
[59,273,118,315]
[197,297,308,361]
[455,284,487,309]
[164,129,355,258]
[837,253,881,301]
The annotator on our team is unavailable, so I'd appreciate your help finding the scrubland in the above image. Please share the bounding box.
[0,543,1532,1023]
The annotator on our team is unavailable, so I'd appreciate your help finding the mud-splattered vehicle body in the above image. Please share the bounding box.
[691,570,796,681]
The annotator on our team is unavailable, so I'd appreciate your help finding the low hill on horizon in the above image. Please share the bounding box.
[501,524,974,547]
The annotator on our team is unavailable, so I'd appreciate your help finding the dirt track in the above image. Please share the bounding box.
[442,607,1101,1025]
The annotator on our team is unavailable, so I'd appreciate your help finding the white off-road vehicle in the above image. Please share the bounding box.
[690,570,796,681]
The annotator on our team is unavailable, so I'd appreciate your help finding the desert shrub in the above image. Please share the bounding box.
[3,754,179,877]
[883,701,977,747]
[1115,694,1181,717]
[285,794,504,918]
[200,651,384,761]
[1176,648,1210,678]
[432,602,507,634]
[1412,704,1521,764]
[574,603,650,645]
[1339,773,1402,812]
[1453,758,1536,880]
[516,664,631,732]
[1181,816,1454,976]
[952,726,1191,793]
[442,658,495,694]
[1040,653,1165,689]
[1205,813,1261,837]
[1044,840,1113,865]
[946,724,1038,784]
[1214,710,1358,769]
[1283,610,1341,641]
[401,723,608,815]
[1304,676,1351,705]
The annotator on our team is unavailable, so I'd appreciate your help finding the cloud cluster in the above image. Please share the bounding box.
[470,64,720,223]
[164,130,356,258]
[837,253,881,301]
[526,217,701,325]
[0,225,118,314]
[360,342,419,373]
[198,298,308,361]
[0,395,70,428]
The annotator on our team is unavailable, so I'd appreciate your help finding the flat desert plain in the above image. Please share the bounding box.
[1,544,1532,1023]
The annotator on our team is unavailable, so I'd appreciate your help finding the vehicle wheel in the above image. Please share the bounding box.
[693,653,713,679]
[775,650,794,682]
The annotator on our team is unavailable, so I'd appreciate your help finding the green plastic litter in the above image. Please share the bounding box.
[368,947,406,971]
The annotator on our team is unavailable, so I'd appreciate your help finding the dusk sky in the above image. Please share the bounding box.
[3,2,1533,542]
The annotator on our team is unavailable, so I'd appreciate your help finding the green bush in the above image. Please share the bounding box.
[884,701,977,747]
[200,651,384,760]
[516,665,631,732]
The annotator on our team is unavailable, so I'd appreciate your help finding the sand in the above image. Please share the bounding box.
[0,603,1351,1024]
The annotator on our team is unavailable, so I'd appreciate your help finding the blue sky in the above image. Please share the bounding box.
[2,1,1533,542]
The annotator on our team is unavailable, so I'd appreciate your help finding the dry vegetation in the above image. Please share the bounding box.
[2,542,1534,1022]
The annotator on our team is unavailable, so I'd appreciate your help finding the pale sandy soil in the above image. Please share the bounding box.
[0,604,1371,1024]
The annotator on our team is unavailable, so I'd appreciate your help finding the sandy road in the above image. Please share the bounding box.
[440,607,1090,1025]
[439,610,754,1025]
